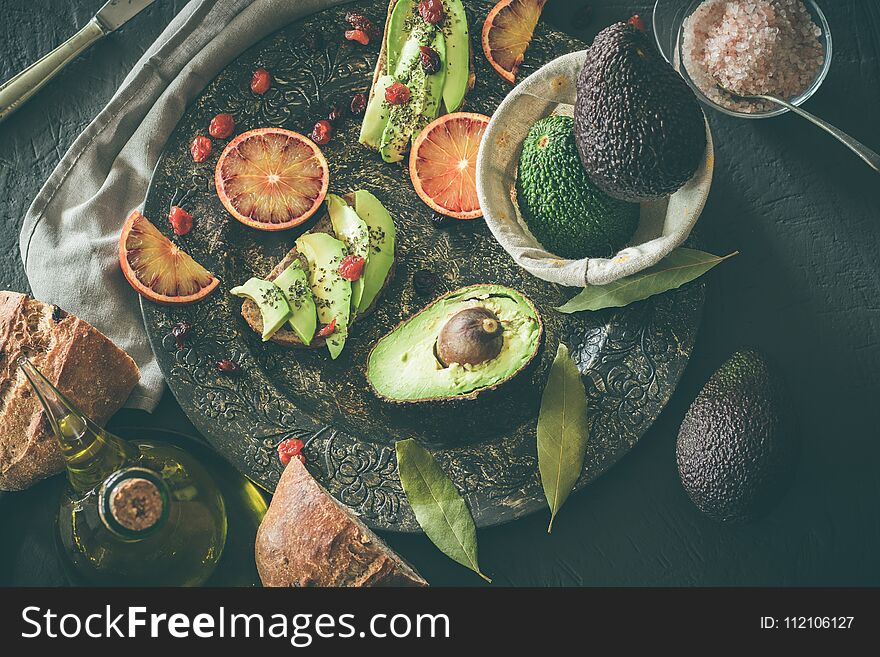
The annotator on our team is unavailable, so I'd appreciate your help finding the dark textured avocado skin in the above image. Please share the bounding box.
[574,22,706,203]
[676,349,794,523]
[516,115,639,259]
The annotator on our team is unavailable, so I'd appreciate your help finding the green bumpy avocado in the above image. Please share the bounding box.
[516,115,639,259]
[367,285,542,403]
[676,349,795,523]
[574,22,706,203]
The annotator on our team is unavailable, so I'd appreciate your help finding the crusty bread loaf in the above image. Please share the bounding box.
[240,196,395,347]
[255,458,428,587]
[0,291,140,491]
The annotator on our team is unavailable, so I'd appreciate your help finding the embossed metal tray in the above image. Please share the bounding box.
[141,0,704,532]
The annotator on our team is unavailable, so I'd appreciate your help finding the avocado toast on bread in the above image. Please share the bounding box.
[237,191,396,355]
[359,0,476,162]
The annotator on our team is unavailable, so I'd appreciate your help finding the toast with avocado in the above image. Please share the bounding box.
[359,0,475,163]
[236,191,396,358]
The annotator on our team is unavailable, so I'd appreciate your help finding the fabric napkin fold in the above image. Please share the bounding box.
[19,0,347,412]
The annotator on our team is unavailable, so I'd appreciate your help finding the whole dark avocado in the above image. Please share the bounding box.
[676,349,794,523]
[574,22,706,203]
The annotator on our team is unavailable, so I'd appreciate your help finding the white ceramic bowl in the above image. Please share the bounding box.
[476,51,714,288]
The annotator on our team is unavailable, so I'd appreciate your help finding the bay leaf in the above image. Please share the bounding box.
[538,342,589,533]
[557,248,738,313]
[395,438,491,582]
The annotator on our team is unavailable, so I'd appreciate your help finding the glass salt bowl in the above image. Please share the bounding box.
[652,0,833,119]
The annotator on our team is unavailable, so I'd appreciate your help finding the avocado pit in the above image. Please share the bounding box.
[436,307,504,367]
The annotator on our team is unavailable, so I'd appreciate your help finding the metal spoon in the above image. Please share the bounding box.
[716,84,880,173]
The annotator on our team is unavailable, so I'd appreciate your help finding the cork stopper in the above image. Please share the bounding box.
[107,477,164,532]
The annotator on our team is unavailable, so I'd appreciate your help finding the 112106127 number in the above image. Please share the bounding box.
[784,617,854,629]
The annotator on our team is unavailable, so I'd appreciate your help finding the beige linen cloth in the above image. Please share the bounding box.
[20,0,348,412]
[476,50,714,288]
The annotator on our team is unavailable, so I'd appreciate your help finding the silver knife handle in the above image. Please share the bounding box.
[0,18,107,123]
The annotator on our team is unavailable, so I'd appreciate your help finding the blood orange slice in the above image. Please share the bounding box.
[214,127,329,231]
[409,112,490,220]
[119,211,219,304]
[482,0,547,84]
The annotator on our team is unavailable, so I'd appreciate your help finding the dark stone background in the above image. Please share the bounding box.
[1,0,878,586]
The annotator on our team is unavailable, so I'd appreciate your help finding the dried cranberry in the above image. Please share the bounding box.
[311,119,333,145]
[171,322,192,350]
[189,135,212,162]
[216,358,240,375]
[345,11,379,39]
[350,92,367,115]
[430,212,450,228]
[277,438,305,466]
[316,318,337,338]
[572,4,594,30]
[627,14,646,32]
[385,81,411,105]
[419,46,442,74]
[419,0,445,25]
[345,29,370,45]
[413,269,440,297]
[328,101,346,125]
[338,255,366,281]
[208,113,235,139]
[168,205,193,236]
[250,67,271,94]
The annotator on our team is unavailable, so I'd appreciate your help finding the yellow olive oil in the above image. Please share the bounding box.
[20,357,228,586]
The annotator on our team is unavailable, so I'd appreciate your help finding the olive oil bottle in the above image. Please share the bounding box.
[19,357,228,586]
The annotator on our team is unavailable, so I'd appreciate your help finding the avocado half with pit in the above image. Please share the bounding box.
[367,285,543,403]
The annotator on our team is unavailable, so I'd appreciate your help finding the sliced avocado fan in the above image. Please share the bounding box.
[379,24,446,163]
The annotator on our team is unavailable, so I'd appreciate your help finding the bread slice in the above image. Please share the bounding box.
[256,458,428,587]
[239,195,395,347]
[0,292,140,491]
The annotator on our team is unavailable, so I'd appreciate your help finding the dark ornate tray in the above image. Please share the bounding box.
[141,0,705,532]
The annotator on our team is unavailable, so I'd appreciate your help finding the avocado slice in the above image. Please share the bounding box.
[230,278,291,341]
[379,25,446,163]
[327,194,370,311]
[386,0,417,75]
[676,349,794,523]
[295,232,351,359]
[367,285,542,402]
[358,75,395,150]
[353,190,396,315]
[273,260,316,346]
[441,0,469,113]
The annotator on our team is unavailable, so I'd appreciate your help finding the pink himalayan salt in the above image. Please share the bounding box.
[682,0,825,113]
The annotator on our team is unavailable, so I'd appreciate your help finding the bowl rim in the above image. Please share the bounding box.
[653,0,833,119]
[475,50,715,287]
